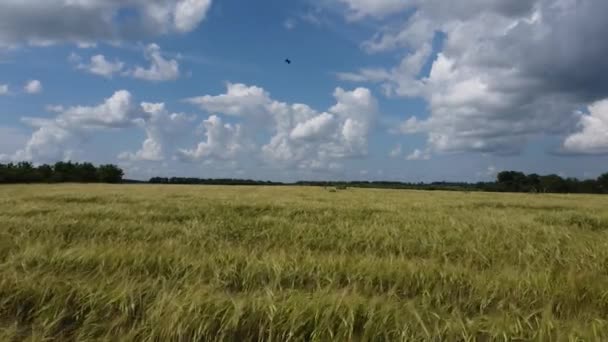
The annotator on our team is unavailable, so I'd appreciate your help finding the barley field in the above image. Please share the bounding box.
[1,185,608,341]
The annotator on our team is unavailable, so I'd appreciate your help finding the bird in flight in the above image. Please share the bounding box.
[285,58,291,64]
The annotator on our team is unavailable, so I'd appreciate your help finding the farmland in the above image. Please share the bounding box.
[1,184,608,341]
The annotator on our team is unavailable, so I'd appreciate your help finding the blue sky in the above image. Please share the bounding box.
[1,0,607,182]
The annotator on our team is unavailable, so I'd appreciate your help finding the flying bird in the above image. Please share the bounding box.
[285,58,291,64]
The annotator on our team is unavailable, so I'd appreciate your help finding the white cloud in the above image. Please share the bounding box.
[0,84,8,95]
[73,44,177,81]
[57,90,137,128]
[177,115,245,161]
[406,148,431,161]
[362,12,434,53]
[183,83,378,170]
[336,71,381,83]
[120,139,164,162]
[563,99,608,154]
[186,83,271,118]
[335,0,411,20]
[174,0,213,32]
[77,42,97,49]
[5,83,380,174]
[15,97,194,165]
[397,116,427,134]
[0,0,214,47]
[78,55,125,78]
[45,105,65,113]
[262,87,377,167]
[11,90,140,162]
[13,124,74,163]
[24,80,42,94]
[68,52,82,64]
[131,44,180,81]
[340,43,432,97]
[290,113,337,141]
[120,102,195,161]
[338,0,608,156]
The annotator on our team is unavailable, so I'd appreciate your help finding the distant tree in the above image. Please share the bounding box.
[15,162,36,182]
[97,164,124,183]
[78,162,99,182]
[577,179,601,194]
[52,161,74,182]
[0,161,125,184]
[0,163,15,183]
[1,160,606,195]
[496,171,527,192]
[526,174,541,192]
[539,174,568,193]
[38,164,53,181]
[598,173,608,193]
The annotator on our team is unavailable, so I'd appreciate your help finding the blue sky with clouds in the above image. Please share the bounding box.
[1,0,607,182]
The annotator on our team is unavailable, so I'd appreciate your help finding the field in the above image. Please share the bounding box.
[1,185,608,341]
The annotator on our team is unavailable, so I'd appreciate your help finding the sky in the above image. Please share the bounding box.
[1,0,607,182]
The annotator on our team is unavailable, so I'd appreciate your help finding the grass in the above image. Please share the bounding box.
[1,184,608,341]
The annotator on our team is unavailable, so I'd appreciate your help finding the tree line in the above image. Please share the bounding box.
[489,171,608,194]
[0,162,124,184]
[151,171,608,194]
[149,177,284,186]
[2,161,608,194]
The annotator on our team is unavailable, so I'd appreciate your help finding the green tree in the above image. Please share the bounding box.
[97,164,124,183]
[38,164,53,181]
[77,162,99,182]
[496,171,527,192]
[539,174,568,193]
[577,179,601,194]
[598,173,608,193]
[16,162,36,182]
[52,161,76,182]
[526,174,541,192]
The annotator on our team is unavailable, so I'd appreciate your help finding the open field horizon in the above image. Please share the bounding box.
[1,184,608,341]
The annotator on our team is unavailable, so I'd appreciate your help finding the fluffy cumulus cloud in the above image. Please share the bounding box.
[290,113,336,141]
[183,83,378,170]
[0,0,213,46]
[72,44,178,81]
[4,83,378,171]
[119,102,195,161]
[11,90,140,162]
[24,80,42,94]
[187,83,271,119]
[130,44,180,81]
[335,0,410,20]
[5,89,197,163]
[406,149,431,161]
[563,99,608,154]
[337,0,608,156]
[77,54,125,78]
[174,0,213,32]
[177,115,245,161]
